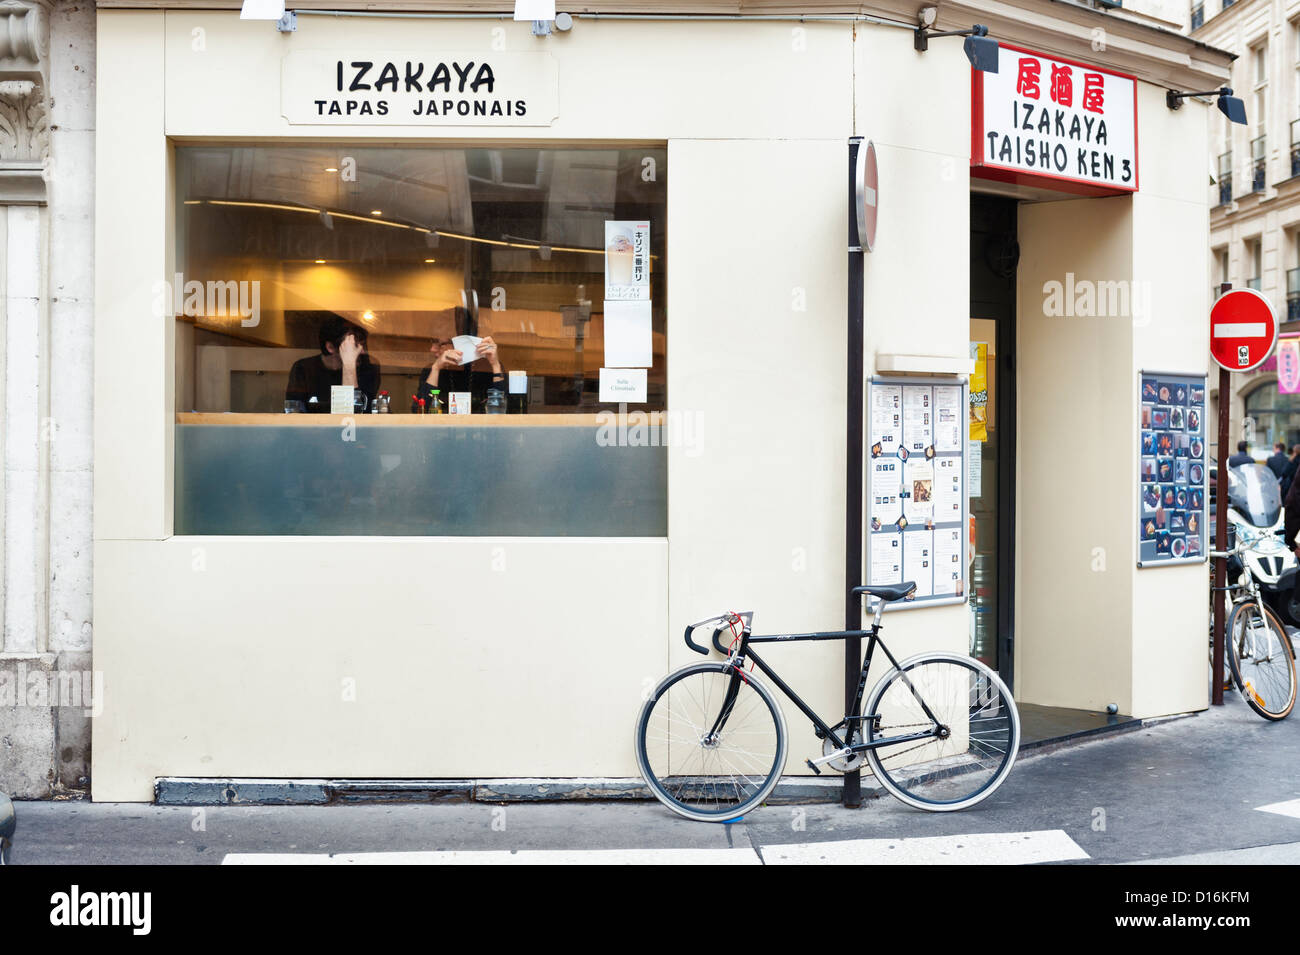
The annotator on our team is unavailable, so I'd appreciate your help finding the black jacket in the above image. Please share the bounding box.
[1285,473,1300,549]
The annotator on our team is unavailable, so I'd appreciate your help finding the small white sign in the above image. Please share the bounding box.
[449,391,472,414]
[599,368,647,404]
[514,0,555,20]
[508,370,528,395]
[604,300,653,368]
[605,221,650,302]
[331,384,355,415]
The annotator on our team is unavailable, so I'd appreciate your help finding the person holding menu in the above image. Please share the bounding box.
[417,332,505,413]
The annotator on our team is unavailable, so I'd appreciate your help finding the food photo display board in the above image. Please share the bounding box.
[1138,371,1209,567]
[865,377,969,610]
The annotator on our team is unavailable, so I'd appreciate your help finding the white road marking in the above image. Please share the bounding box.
[223,829,1087,865]
[1255,798,1300,820]
[763,830,1088,866]
[223,848,760,865]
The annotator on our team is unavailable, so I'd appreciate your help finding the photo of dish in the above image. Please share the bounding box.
[1159,385,1171,403]
[1171,537,1187,559]
[1187,513,1199,535]
[1158,459,1173,481]
[1188,536,1201,556]
[1153,409,1170,429]
[1188,409,1200,433]
[1143,485,1160,509]
[1170,407,1186,430]
[1157,433,1174,454]
[1175,385,1187,404]
[1191,387,1205,403]
[1176,488,1188,508]
[1142,458,1157,481]
[1143,379,1158,400]
[1142,432,1155,454]
[1190,438,1204,459]
[1142,519,1156,540]
[1190,463,1204,484]
[1191,489,1203,509]
[1164,487,1176,507]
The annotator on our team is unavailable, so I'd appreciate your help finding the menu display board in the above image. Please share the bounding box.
[1138,371,1208,567]
[866,378,969,610]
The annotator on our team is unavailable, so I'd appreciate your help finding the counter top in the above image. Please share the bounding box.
[176,412,664,428]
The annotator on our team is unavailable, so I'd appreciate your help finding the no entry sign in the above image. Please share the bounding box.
[1210,288,1277,373]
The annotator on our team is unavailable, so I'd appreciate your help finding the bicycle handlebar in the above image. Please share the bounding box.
[682,611,753,656]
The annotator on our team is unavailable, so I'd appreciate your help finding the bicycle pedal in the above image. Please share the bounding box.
[804,759,822,776]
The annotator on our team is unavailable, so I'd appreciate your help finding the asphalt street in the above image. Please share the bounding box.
[8,690,1300,865]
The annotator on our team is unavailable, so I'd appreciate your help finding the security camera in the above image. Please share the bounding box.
[919,6,938,27]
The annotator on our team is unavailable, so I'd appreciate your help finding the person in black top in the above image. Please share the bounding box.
[1227,440,1254,468]
[1268,442,1289,482]
[1283,445,1300,499]
[416,334,505,412]
[286,316,380,412]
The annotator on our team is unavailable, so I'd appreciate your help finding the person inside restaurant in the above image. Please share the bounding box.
[285,315,381,412]
[416,310,506,413]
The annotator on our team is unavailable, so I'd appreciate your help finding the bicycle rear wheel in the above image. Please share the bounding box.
[635,662,787,823]
[863,653,1019,812]
[1226,601,1296,721]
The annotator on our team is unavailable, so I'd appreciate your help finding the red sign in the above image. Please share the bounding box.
[971,44,1138,198]
[855,140,878,252]
[1210,288,1277,373]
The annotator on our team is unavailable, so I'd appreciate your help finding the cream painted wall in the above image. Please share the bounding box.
[92,538,667,801]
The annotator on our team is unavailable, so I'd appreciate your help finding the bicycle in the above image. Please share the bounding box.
[1210,530,1297,721]
[634,582,1021,822]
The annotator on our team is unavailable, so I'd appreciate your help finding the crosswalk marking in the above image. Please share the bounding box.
[1255,798,1300,820]
[223,848,760,865]
[762,830,1088,865]
[222,829,1088,865]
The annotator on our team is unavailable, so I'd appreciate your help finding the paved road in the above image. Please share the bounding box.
[10,693,1300,865]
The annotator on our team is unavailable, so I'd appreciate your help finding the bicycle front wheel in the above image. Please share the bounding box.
[863,653,1020,812]
[635,663,787,823]
[1226,601,1296,721]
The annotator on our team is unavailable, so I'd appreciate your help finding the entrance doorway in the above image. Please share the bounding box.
[969,194,1017,686]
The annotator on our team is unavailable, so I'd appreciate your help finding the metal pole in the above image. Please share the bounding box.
[1212,282,1230,706]
[844,137,865,808]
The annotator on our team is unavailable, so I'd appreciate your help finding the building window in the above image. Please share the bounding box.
[1291,119,1300,178]
[1214,247,1229,301]
[172,145,669,537]
[1218,151,1233,205]
[1288,263,1300,320]
[1245,385,1300,452]
[1248,238,1262,290]
[1252,134,1268,192]
[1253,43,1268,150]
[1191,2,1204,30]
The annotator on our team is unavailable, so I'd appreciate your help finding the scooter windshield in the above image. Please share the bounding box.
[1228,463,1282,528]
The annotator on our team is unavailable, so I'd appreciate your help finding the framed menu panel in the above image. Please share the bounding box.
[1138,371,1208,567]
[866,377,969,610]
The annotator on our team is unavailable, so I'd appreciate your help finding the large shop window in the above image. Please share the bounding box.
[173,145,667,536]
[1245,383,1300,452]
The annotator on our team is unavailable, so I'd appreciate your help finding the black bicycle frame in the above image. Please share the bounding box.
[705,623,943,754]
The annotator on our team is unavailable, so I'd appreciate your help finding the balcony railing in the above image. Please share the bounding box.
[1191,2,1204,29]
[1252,135,1267,192]
[1292,120,1300,178]
[1218,152,1232,205]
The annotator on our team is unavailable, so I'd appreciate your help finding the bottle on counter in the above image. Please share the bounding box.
[428,389,443,414]
[377,391,390,413]
[485,388,506,415]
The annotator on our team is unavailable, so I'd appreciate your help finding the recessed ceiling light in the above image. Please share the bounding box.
[325,167,339,172]
[370,209,383,216]
[424,258,436,263]
[362,310,375,322]
[314,259,326,264]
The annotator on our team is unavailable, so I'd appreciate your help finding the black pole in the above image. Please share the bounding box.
[1212,282,1231,706]
[844,137,865,808]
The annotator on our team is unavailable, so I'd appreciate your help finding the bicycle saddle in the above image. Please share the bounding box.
[851,582,917,603]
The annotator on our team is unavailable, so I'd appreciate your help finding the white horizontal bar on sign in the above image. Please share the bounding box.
[1212,322,1268,338]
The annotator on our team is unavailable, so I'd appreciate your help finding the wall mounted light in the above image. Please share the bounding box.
[1166,87,1247,125]
[914,16,999,73]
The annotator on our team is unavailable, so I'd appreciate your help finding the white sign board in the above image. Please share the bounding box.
[281,51,559,126]
[972,44,1137,194]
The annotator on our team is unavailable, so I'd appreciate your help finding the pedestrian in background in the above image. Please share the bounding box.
[1228,441,1254,468]
[1283,445,1300,499]
[1268,442,1289,482]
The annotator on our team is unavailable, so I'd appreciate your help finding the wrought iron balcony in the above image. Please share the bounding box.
[1289,268,1300,321]
[1218,152,1232,205]
[1252,136,1266,193]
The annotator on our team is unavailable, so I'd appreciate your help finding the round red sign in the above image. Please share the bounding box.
[1210,288,1277,373]
[855,140,878,253]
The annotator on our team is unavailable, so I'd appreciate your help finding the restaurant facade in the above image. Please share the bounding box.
[87,0,1233,800]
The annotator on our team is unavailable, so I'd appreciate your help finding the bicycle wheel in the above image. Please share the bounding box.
[1225,601,1296,721]
[863,652,1019,812]
[635,662,787,823]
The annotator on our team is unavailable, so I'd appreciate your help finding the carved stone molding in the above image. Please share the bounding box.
[0,0,50,204]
